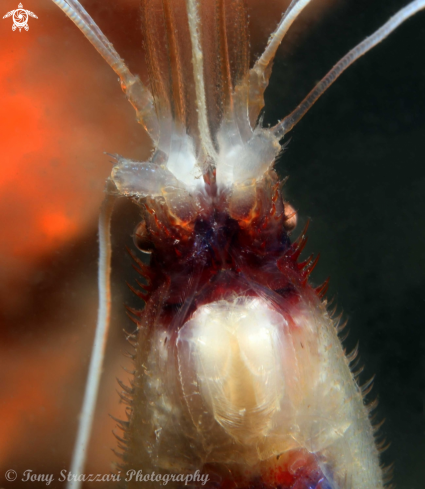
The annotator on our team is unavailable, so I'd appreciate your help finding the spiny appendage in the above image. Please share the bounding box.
[279,222,391,485]
[110,172,389,488]
[110,244,157,467]
[324,291,393,486]
[121,181,334,349]
[112,280,170,470]
[125,247,156,322]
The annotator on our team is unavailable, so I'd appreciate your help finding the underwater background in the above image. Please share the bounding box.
[268,1,425,487]
[0,0,424,487]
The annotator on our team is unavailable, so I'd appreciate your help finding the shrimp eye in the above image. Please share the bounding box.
[282,202,297,232]
[133,220,154,253]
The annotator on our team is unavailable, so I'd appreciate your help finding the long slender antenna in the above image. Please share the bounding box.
[67,180,117,489]
[185,0,218,160]
[273,0,425,138]
[253,0,312,72]
[50,0,159,142]
[246,0,313,126]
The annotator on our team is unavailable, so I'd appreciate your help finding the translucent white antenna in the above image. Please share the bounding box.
[67,180,117,489]
[273,0,425,138]
[185,0,218,160]
[254,0,313,72]
[247,0,313,126]
[51,0,159,143]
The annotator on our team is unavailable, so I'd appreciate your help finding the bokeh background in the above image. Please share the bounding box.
[0,0,424,487]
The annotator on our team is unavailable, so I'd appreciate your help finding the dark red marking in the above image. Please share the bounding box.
[204,449,331,489]
[126,171,326,330]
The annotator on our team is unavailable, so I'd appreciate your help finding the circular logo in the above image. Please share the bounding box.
[5,469,17,481]
[13,9,28,28]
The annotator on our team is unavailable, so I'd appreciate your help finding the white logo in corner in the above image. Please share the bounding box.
[3,3,38,32]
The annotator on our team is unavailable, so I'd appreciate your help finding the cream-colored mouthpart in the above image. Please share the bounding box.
[177,298,286,444]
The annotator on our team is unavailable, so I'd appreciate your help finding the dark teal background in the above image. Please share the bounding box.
[265,1,425,486]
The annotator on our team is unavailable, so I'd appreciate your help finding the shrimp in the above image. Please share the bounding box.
[41,1,425,488]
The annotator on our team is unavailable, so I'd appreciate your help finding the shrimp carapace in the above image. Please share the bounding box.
[49,1,425,488]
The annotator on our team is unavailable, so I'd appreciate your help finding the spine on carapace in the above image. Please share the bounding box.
[113,171,385,489]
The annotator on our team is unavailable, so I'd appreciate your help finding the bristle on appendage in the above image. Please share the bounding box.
[349,351,362,369]
[290,220,310,252]
[361,376,376,397]
[125,305,144,318]
[126,246,155,282]
[336,317,348,334]
[346,342,359,364]
[109,414,130,431]
[301,253,320,278]
[288,235,308,261]
[315,277,330,299]
[48,0,425,487]
[298,253,314,271]
[126,311,139,326]
[122,351,136,361]
[382,462,395,484]
[352,365,365,381]
[373,418,387,434]
[117,378,134,397]
[338,328,351,344]
[116,389,133,407]
[368,398,380,414]
[126,282,149,302]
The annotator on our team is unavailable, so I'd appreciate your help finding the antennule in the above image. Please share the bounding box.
[247,0,313,126]
[51,0,159,142]
[254,0,313,72]
[185,0,218,160]
[273,0,425,138]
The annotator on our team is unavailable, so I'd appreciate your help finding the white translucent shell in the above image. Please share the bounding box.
[111,133,202,198]
[137,296,383,488]
[177,299,286,445]
[215,125,281,187]
[111,127,281,198]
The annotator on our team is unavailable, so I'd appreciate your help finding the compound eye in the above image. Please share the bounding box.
[282,203,297,232]
[133,220,154,253]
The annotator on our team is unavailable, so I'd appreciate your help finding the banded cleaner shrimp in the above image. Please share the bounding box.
[1,1,424,488]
